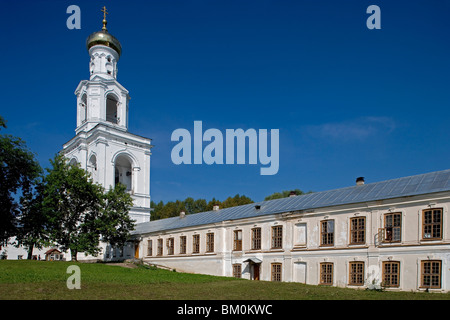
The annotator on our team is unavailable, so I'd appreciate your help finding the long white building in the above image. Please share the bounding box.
[132,171,450,292]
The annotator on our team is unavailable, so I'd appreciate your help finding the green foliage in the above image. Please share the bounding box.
[0,115,6,128]
[41,154,136,261]
[150,194,254,221]
[0,132,136,261]
[264,189,312,201]
[150,189,314,221]
[42,154,104,260]
[15,177,51,259]
[184,197,208,215]
[0,115,42,245]
[220,194,253,209]
[100,183,135,248]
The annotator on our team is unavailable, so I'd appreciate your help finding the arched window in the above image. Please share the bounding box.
[88,154,97,182]
[106,56,113,75]
[89,154,97,171]
[69,158,78,167]
[114,155,132,191]
[106,94,118,124]
[81,94,87,123]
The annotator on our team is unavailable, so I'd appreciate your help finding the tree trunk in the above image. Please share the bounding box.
[71,249,78,262]
[27,243,34,260]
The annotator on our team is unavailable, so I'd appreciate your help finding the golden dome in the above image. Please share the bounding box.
[86,30,122,57]
[86,6,122,57]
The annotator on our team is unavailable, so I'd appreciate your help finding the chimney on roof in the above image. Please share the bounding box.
[289,191,297,197]
[180,211,186,218]
[213,205,220,211]
[356,177,365,186]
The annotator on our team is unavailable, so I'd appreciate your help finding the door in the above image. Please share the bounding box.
[253,264,260,280]
[134,242,140,259]
[294,262,307,284]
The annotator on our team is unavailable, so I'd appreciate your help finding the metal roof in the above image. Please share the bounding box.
[132,169,450,235]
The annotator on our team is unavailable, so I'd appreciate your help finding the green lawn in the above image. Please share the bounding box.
[0,260,449,300]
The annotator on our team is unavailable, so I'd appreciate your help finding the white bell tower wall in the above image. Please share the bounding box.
[62,25,152,224]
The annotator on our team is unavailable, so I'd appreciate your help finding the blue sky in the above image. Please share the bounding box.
[1,0,450,203]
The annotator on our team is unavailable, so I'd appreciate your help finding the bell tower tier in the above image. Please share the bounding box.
[74,77,130,134]
[61,7,152,223]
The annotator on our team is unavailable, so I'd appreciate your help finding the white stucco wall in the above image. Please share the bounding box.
[138,192,450,292]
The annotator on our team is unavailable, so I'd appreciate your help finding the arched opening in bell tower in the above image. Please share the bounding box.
[69,158,78,167]
[81,94,87,123]
[89,154,97,170]
[88,154,97,182]
[114,155,132,192]
[106,94,118,124]
[106,55,114,76]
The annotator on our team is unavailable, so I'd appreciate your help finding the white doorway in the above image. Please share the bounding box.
[294,262,307,284]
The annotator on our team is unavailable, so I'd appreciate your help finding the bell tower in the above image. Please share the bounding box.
[74,6,128,134]
[62,7,152,224]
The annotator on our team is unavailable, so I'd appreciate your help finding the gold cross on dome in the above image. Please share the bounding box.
[101,6,108,31]
[101,6,108,19]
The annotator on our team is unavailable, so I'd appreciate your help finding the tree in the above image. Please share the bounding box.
[99,183,135,248]
[15,178,50,259]
[221,194,254,208]
[150,194,254,221]
[42,154,103,261]
[193,198,208,213]
[150,200,165,221]
[264,189,312,201]
[0,115,42,245]
[42,154,137,261]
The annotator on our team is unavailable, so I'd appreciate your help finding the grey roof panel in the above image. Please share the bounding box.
[132,169,450,235]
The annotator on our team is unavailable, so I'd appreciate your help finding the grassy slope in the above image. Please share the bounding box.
[0,260,449,300]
